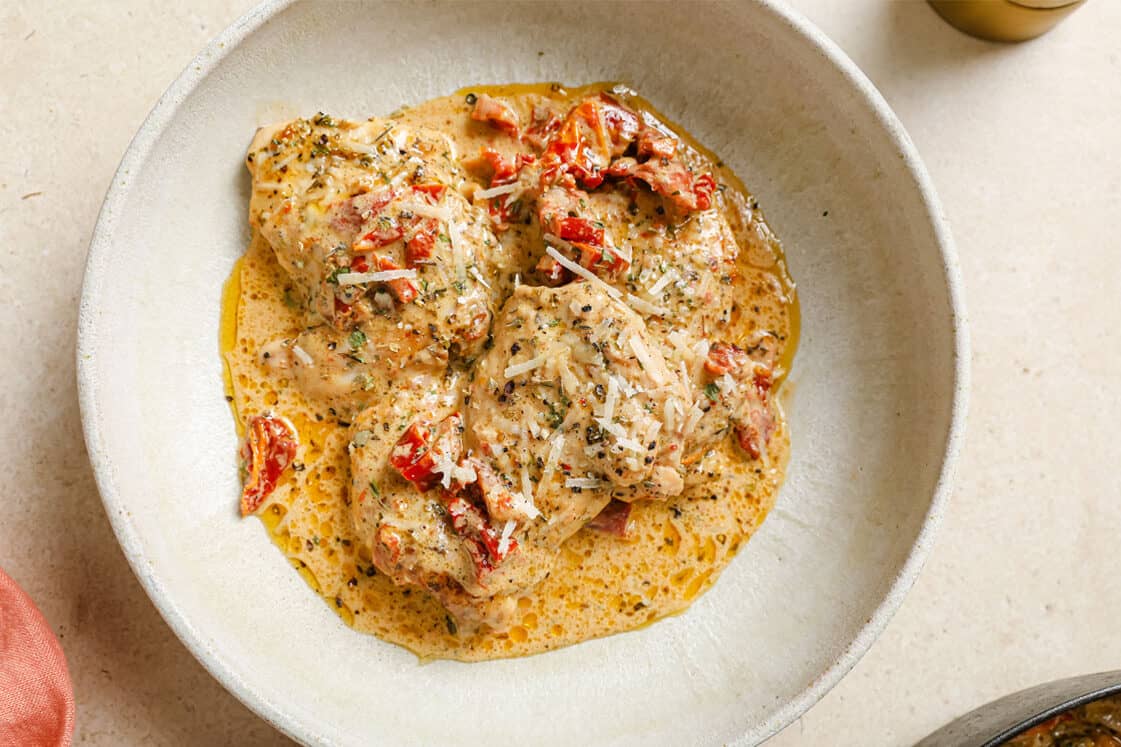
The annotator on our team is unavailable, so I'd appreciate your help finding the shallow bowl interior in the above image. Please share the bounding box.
[78,1,967,745]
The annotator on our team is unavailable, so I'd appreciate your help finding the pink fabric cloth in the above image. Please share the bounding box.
[0,569,74,746]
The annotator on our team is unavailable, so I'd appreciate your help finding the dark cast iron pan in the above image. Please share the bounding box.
[916,669,1121,747]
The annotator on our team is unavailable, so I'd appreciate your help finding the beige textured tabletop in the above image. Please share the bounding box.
[2,1,1119,744]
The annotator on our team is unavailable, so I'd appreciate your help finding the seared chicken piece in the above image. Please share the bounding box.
[348,281,693,629]
[245,115,510,414]
[468,282,690,504]
[347,397,520,631]
[687,333,782,466]
[469,91,784,466]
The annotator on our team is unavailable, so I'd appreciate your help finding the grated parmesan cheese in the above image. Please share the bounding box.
[504,354,547,379]
[541,432,565,487]
[475,182,520,199]
[338,137,379,156]
[684,402,706,437]
[336,268,417,286]
[433,449,460,490]
[556,357,580,395]
[565,477,604,490]
[615,375,637,398]
[648,268,678,296]
[628,336,666,386]
[541,233,573,251]
[602,376,619,422]
[625,293,671,317]
[691,340,711,380]
[469,266,492,289]
[544,247,622,300]
[496,520,517,556]
[447,220,468,281]
[451,462,478,485]
[596,418,646,454]
[407,201,453,222]
[291,344,314,367]
[271,152,298,171]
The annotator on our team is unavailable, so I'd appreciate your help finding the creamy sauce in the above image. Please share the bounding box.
[222,82,798,660]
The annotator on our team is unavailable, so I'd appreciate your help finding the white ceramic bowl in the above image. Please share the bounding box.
[77,1,968,744]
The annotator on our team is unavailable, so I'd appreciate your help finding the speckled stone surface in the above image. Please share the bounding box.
[0,1,1118,745]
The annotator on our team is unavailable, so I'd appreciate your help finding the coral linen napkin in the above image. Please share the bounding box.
[0,569,74,746]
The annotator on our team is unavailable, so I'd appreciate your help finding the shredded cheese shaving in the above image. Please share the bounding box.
[541,432,565,487]
[557,356,580,395]
[542,233,573,251]
[625,293,671,317]
[291,344,314,367]
[596,418,646,453]
[602,376,619,422]
[433,449,459,490]
[504,354,547,379]
[684,402,706,437]
[496,520,517,556]
[407,201,453,222]
[544,247,622,300]
[628,336,666,386]
[451,462,478,485]
[448,220,468,282]
[565,477,603,490]
[469,266,492,289]
[648,269,678,296]
[336,269,417,286]
[337,137,379,156]
[475,182,520,199]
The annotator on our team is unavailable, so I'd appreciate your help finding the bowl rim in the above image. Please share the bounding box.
[75,1,970,744]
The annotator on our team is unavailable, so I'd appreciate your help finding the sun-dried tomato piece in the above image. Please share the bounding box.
[586,500,633,538]
[557,216,604,246]
[704,342,749,377]
[405,218,439,266]
[239,414,298,515]
[390,414,464,492]
[373,255,419,304]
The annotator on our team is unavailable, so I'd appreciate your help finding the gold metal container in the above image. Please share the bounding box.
[929,0,1087,43]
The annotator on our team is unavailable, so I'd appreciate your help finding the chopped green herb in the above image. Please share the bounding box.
[545,401,567,429]
[704,382,720,402]
[326,266,351,285]
[368,480,381,498]
[348,329,367,350]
